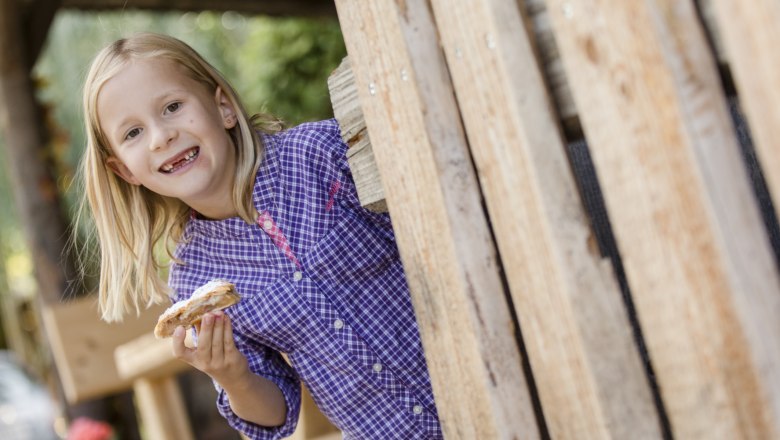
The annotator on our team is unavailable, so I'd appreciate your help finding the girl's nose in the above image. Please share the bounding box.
[149,123,176,151]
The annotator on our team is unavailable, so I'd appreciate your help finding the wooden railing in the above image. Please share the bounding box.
[42,297,339,439]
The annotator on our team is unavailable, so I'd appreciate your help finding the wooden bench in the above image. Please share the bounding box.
[41,295,339,439]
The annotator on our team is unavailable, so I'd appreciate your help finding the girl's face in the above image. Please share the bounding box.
[97,58,239,219]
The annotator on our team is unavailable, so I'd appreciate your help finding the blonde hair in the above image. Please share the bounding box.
[78,33,282,322]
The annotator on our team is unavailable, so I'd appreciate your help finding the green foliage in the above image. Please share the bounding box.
[234,16,346,123]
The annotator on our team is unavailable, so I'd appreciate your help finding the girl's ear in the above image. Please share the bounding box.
[106,157,141,185]
[215,87,238,129]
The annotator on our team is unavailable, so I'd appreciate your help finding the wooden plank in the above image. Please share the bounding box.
[333,1,539,438]
[0,0,75,305]
[40,297,168,403]
[428,0,661,438]
[545,0,780,437]
[330,0,731,212]
[114,332,191,381]
[526,0,726,135]
[133,376,195,440]
[327,57,386,212]
[708,0,780,221]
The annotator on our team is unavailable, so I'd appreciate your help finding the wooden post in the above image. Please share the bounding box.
[708,0,780,216]
[327,57,386,212]
[334,1,539,438]
[546,0,780,437]
[40,297,169,403]
[0,0,74,305]
[427,0,661,437]
[133,376,194,440]
[114,333,194,440]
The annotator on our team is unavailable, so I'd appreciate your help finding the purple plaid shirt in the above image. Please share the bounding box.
[168,119,442,439]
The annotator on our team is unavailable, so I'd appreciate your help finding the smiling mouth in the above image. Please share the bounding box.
[160,147,199,173]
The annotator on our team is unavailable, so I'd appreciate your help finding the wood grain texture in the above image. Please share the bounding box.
[429,0,661,438]
[545,0,780,437]
[40,298,168,403]
[330,0,731,213]
[134,377,195,440]
[114,332,190,381]
[710,0,780,236]
[328,57,387,212]
[523,0,726,135]
[334,1,539,437]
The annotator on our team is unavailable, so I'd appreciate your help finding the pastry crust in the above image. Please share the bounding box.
[154,280,241,338]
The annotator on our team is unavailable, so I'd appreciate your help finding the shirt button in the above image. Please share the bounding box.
[372,363,383,373]
[262,220,273,230]
[333,319,344,330]
[413,405,423,415]
[293,271,303,281]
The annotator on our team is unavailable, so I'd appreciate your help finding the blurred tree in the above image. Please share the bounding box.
[234,16,346,123]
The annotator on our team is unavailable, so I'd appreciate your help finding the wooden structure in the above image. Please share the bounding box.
[40,294,339,439]
[331,0,780,438]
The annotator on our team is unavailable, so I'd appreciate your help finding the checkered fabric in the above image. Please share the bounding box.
[168,119,443,439]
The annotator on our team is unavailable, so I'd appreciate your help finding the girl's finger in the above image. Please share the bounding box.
[172,326,195,363]
[211,312,225,359]
[223,313,235,348]
[198,313,215,361]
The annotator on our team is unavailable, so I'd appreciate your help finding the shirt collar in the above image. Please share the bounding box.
[185,132,279,238]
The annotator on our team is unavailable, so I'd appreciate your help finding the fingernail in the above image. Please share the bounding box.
[174,326,184,337]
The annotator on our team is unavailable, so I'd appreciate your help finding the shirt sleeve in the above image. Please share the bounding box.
[213,329,302,440]
[312,119,396,242]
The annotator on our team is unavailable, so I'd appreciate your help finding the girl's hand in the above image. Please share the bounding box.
[172,311,250,386]
[172,311,288,426]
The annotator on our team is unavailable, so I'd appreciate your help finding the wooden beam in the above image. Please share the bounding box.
[133,376,195,440]
[333,1,732,214]
[334,1,539,438]
[22,0,62,66]
[708,0,780,223]
[0,0,75,304]
[327,57,386,212]
[40,297,168,403]
[114,333,191,381]
[545,0,780,437]
[59,0,337,17]
[524,0,727,137]
[427,0,661,437]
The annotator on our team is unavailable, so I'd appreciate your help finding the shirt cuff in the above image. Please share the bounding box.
[215,373,302,440]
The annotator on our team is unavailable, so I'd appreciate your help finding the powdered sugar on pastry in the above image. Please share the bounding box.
[154,279,241,338]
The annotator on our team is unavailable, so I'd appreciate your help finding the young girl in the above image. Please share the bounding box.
[80,33,443,439]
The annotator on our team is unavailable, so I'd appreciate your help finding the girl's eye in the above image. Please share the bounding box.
[125,128,141,140]
[165,102,181,113]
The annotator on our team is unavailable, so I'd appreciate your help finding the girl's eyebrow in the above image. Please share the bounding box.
[154,89,188,100]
